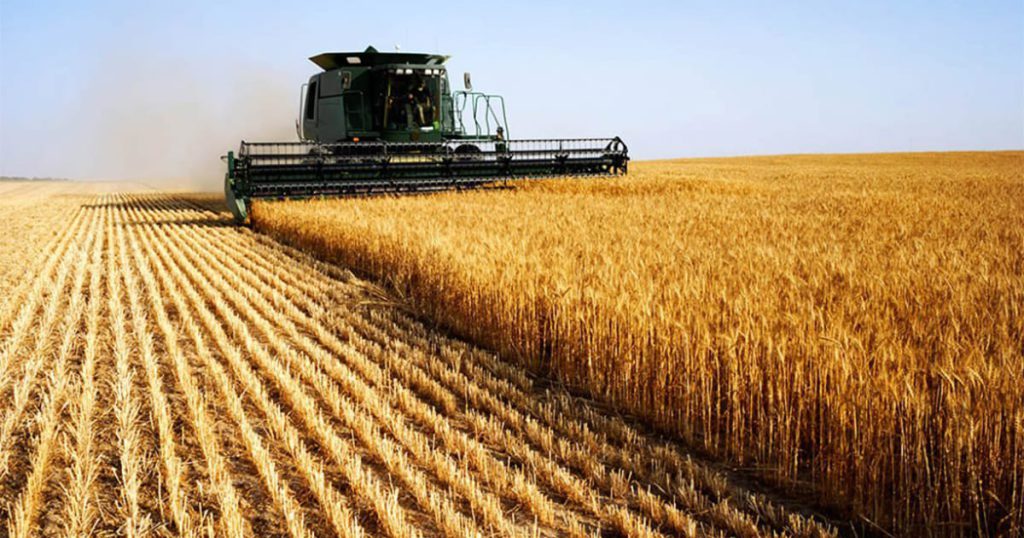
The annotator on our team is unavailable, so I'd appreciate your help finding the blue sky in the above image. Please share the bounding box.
[1,0,1022,182]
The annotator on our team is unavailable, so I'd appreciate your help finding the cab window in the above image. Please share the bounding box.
[304,81,318,120]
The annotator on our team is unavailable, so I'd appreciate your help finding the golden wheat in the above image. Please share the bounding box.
[254,151,1024,536]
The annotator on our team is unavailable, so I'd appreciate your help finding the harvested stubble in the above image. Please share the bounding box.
[0,182,831,537]
[253,151,1024,537]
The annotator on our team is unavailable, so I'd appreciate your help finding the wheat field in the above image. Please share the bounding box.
[0,181,840,537]
[253,152,1024,537]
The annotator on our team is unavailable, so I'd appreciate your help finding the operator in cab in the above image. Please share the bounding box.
[383,74,434,130]
[412,80,434,128]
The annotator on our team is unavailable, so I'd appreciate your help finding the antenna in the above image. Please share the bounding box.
[394,43,401,52]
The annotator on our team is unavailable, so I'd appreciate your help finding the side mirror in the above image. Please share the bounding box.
[463,72,472,91]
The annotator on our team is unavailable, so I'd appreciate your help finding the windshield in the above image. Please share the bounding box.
[374,71,441,131]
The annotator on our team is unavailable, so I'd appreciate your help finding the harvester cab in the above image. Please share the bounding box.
[224,46,628,223]
[297,47,506,144]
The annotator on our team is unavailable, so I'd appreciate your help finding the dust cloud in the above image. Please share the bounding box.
[73,52,298,192]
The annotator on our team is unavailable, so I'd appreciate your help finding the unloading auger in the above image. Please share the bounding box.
[224,46,629,223]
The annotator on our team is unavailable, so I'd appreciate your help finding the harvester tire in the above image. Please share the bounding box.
[454,144,482,161]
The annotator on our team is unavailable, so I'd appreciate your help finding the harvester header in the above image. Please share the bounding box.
[223,45,629,222]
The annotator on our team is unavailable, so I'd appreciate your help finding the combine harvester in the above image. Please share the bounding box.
[224,46,629,222]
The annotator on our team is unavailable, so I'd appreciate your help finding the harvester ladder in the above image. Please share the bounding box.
[454,91,509,138]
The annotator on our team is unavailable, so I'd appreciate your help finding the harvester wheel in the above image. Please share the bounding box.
[454,144,482,161]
